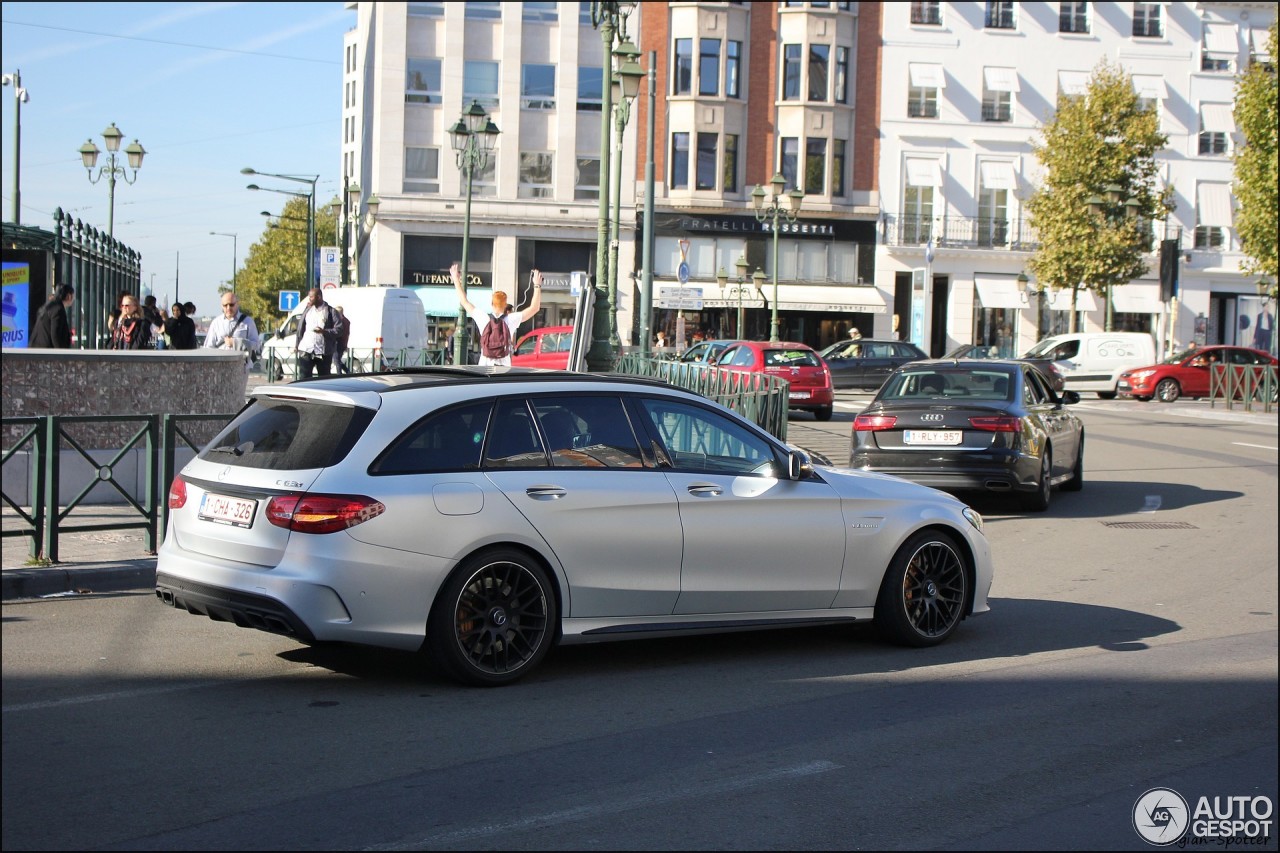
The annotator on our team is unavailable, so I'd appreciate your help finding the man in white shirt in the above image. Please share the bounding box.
[203,293,261,368]
[451,263,543,366]
[293,287,343,379]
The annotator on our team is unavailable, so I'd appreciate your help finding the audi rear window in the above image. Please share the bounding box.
[200,397,375,470]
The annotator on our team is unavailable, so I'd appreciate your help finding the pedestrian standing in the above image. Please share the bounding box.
[203,293,261,377]
[164,302,197,350]
[30,285,76,348]
[451,263,542,366]
[293,287,343,379]
[331,304,351,374]
[109,294,152,349]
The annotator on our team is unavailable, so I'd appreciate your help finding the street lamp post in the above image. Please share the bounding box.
[329,180,379,288]
[209,231,237,297]
[716,254,753,338]
[448,100,500,366]
[243,168,317,294]
[607,40,645,349]
[1018,271,1042,344]
[2,70,29,224]
[751,174,803,343]
[78,123,146,239]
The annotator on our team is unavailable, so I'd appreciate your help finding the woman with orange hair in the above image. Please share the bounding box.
[451,262,543,366]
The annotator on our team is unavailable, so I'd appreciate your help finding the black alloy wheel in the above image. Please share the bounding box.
[428,549,556,686]
[1062,433,1084,492]
[876,531,968,647]
[1026,448,1052,512]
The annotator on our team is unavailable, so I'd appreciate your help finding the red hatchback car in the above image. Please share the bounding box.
[714,341,835,420]
[511,325,574,369]
[1118,345,1278,402]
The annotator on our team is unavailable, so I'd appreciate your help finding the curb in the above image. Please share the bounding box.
[2,559,157,601]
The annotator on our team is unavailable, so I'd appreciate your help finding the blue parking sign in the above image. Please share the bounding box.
[279,290,301,312]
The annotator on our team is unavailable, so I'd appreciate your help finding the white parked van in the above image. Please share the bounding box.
[1023,332,1157,398]
[262,287,429,380]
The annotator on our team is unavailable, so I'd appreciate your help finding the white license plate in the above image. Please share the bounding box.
[199,493,258,528]
[904,430,963,446]
[788,390,811,400]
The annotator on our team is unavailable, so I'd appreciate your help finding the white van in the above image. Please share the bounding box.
[263,287,429,380]
[1023,332,1157,398]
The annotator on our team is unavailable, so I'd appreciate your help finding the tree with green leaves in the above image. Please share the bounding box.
[1027,60,1173,332]
[231,195,337,330]
[1233,21,1277,299]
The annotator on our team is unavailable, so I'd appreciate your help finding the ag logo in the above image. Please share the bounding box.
[1133,787,1189,845]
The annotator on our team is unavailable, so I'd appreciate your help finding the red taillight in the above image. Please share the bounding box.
[854,414,898,432]
[265,494,386,534]
[968,416,1021,432]
[168,475,187,509]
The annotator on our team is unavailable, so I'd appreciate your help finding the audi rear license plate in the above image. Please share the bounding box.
[199,493,258,528]
[904,430,963,446]
[789,390,811,400]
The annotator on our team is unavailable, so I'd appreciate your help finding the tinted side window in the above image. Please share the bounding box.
[371,401,491,474]
[1023,369,1048,405]
[484,398,548,468]
[532,396,644,468]
[727,346,754,366]
[549,332,573,353]
[638,397,776,476]
[515,335,538,356]
[1052,341,1080,360]
[202,399,374,470]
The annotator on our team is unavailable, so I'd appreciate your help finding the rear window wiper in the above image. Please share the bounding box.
[209,440,254,456]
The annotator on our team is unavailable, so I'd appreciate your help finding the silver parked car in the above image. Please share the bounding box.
[156,367,993,685]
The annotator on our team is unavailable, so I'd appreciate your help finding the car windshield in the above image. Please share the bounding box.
[945,345,999,359]
[764,349,820,367]
[1163,347,1199,364]
[880,369,1015,402]
[1022,340,1057,358]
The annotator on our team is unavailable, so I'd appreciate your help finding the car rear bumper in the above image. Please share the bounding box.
[849,450,1038,494]
[156,571,317,641]
[787,388,834,408]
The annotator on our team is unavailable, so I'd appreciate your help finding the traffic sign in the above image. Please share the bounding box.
[656,286,702,310]
[677,261,690,284]
[278,290,300,312]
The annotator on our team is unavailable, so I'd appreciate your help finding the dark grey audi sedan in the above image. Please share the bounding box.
[849,360,1084,512]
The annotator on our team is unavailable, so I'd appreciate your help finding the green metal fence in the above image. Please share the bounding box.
[1208,364,1278,414]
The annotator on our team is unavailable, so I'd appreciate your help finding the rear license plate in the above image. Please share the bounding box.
[789,390,811,400]
[199,493,258,528]
[904,430,963,446]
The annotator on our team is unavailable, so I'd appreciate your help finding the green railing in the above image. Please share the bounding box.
[614,354,791,441]
[1209,364,1278,414]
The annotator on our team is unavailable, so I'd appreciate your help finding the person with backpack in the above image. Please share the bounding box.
[451,262,543,366]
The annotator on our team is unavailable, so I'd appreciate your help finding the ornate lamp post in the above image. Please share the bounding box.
[1018,271,1043,343]
[244,168,318,294]
[607,40,645,349]
[448,100,500,366]
[328,179,379,287]
[751,174,803,342]
[209,231,237,297]
[78,122,146,238]
[2,70,29,223]
[716,254,753,338]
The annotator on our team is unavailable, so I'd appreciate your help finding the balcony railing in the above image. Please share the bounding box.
[882,213,1040,251]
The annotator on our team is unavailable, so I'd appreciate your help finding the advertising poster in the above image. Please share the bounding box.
[2,261,32,349]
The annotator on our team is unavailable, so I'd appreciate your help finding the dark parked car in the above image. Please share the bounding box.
[850,360,1084,512]
[943,344,1066,392]
[819,339,928,390]
[1118,345,1278,402]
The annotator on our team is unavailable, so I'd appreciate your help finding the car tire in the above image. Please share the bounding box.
[1026,448,1052,512]
[875,530,969,648]
[1134,396,1151,402]
[814,405,833,422]
[1155,378,1181,403]
[1096,390,1117,400]
[426,548,557,687]
[1062,433,1083,492]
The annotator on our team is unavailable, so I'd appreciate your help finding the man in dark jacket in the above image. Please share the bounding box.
[293,287,344,379]
[164,301,197,349]
[30,285,75,348]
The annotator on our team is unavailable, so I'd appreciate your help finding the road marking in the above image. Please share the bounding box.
[1140,495,1162,514]
[2,680,224,714]
[368,759,841,850]
[1233,442,1277,451]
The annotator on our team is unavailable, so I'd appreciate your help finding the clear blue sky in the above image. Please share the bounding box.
[1,1,350,318]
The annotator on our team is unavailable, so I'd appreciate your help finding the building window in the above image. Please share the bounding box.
[579,1,592,26]
[985,1,1015,29]
[808,45,830,101]
[518,152,554,199]
[671,132,690,189]
[408,2,444,17]
[406,58,441,104]
[726,41,742,98]
[1059,2,1088,34]
[982,67,1018,122]
[805,138,827,195]
[523,1,557,23]
[404,147,440,194]
[978,187,1009,247]
[904,185,935,245]
[464,60,500,109]
[575,157,600,200]
[832,139,846,197]
[471,156,497,197]
[699,39,721,96]
[780,137,799,191]
[835,46,849,104]
[696,133,718,190]
[1198,131,1228,155]
[1133,3,1162,38]
[782,44,802,100]
[724,134,739,193]
[908,86,938,118]
[673,38,693,95]
[1198,103,1233,156]
[1194,226,1224,249]
[911,1,941,25]
[521,64,556,110]
[1202,23,1237,72]
[465,1,501,20]
[578,66,602,111]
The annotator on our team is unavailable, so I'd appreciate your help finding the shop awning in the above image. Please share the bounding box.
[1058,71,1090,97]
[984,67,1021,93]
[1196,182,1234,228]
[1132,75,1168,100]
[909,63,946,89]
[1045,287,1099,313]
[774,285,887,314]
[979,161,1018,191]
[1199,102,1235,133]
[905,157,942,188]
[1202,22,1238,56]
[973,275,1024,310]
[1251,27,1272,63]
[1111,282,1165,315]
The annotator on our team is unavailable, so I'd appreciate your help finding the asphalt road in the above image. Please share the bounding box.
[3,401,1276,851]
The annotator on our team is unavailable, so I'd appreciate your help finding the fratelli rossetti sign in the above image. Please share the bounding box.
[650,212,873,241]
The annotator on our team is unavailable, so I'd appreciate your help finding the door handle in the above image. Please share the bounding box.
[687,483,723,497]
[525,485,566,500]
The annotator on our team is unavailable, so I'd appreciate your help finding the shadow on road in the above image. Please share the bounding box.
[967,480,1243,519]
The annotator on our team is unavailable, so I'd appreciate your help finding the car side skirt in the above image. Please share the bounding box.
[560,607,875,644]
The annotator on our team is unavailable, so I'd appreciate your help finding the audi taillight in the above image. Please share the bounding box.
[265,494,385,534]
[854,414,898,432]
[968,416,1021,432]
[168,475,188,509]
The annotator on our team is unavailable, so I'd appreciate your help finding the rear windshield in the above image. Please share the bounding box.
[881,369,1015,402]
[200,397,375,470]
[764,349,820,367]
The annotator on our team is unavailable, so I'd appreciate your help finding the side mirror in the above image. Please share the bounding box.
[1060,390,1080,405]
[787,449,814,480]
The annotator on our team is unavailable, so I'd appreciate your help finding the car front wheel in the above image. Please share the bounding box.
[875,531,968,647]
[427,548,557,686]
[1156,378,1181,403]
